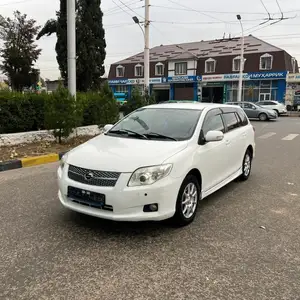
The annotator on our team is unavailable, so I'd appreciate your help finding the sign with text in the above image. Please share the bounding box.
[109,78,164,85]
[167,75,201,83]
[202,71,287,82]
[287,73,300,82]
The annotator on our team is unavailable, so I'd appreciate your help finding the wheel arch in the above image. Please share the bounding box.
[186,168,202,188]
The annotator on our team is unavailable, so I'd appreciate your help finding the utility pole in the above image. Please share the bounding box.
[67,0,76,98]
[237,15,244,102]
[144,0,150,94]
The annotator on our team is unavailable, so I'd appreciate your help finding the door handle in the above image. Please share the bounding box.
[225,140,231,145]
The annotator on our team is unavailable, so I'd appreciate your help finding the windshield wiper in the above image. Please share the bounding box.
[108,129,148,139]
[145,132,177,141]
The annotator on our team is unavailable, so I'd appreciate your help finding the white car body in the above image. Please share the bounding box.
[256,100,287,115]
[57,102,255,225]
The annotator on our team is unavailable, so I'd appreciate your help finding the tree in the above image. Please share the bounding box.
[44,85,82,143]
[37,0,106,92]
[0,11,41,91]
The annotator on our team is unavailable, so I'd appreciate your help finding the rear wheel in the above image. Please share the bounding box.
[259,113,268,121]
[172,175,200,226]
[239,149,252,181]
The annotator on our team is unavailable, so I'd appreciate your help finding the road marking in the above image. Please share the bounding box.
[282,134,299,141]
[258,132,276,139]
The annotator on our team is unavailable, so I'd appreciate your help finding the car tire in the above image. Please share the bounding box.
[259,113,268,121]
[172,175,201,227]
[239,149,252,181]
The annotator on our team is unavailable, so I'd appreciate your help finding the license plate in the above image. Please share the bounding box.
[67,186,105,207]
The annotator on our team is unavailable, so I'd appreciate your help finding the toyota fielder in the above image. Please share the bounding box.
[58,102,255,226]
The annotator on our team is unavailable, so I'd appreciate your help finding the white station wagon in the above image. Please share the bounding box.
[58,102,255,226]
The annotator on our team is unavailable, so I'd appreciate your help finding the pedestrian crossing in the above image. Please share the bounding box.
[257,132,299,141]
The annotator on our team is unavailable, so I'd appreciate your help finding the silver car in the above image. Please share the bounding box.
[227,101,278,121]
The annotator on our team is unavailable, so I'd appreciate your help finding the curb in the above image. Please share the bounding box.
[0,152,66,173]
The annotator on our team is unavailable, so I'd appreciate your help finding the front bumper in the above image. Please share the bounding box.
[57,165,181,222]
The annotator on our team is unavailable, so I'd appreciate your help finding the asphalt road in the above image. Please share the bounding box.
[1,117,300,300]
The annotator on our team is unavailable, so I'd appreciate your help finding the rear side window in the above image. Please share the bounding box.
[222,112,240,132]
[236,109,249,126]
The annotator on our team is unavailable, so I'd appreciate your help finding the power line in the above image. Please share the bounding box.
[118,0,144,20]
[105,0,140,14]
[259,0,271,20]
[275,0,284,18]
[111,0,135,19]
[151,18,264,25]
[150,4,299,16]
[166,0,230,24]
[105,5,144,16]
[0,0,34,6]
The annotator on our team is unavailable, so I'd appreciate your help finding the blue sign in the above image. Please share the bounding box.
[108,79,129,84]
[168,75,201,83]
[248,71,287,80]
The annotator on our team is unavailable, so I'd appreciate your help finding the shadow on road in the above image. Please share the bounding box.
[60,179,246,238]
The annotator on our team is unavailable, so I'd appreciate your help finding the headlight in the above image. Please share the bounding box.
[128,164,173,187]
[60,153,68,169]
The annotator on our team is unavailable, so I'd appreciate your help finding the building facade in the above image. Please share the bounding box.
[108,35,297,104]
[286,73,300,110]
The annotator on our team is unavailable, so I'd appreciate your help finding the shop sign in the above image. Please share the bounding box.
[248,71,287,80]
[202,71,287,82]
[287,73,300,82]
[167,75,201,83]
[108,78,164,85]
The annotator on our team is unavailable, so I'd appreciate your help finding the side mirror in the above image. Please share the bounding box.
[205,130,224,142]
[103,124,113,133]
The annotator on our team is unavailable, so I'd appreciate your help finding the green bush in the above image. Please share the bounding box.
[81,82,119,127]
[0,90,47,134]
[122,87,156,116]
[0,83,120,139]
[44,86,83,143]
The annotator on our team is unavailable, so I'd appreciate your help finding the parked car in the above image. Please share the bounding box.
[227,101,277,121]
[256,100,287,115]
[57,102,255,226]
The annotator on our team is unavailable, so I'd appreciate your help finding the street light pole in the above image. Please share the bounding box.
[144,0,150,94]
[237,14,244,102]
[67,0,76,98]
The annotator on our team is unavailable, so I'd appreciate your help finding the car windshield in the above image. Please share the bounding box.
[107,108,202,141]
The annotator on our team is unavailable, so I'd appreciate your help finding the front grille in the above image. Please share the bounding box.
[68,165,120,187]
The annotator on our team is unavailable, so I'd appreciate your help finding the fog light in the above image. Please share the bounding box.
[143,203,158,212]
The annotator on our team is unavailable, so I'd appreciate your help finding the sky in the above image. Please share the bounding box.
[1,0,300,80]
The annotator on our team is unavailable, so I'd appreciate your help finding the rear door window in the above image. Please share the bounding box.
[236,109,249,126]
[222,112,240,132]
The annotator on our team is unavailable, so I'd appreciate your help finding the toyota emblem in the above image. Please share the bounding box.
[84,172,94,180]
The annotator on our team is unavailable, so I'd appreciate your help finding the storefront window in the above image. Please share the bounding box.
[226,80,278,102]
[116,85,128,93]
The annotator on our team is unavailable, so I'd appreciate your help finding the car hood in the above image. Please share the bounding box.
[65,134,188,172]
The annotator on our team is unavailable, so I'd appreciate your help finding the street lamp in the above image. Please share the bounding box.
[132,16,145,37]
[132,6,150,94]
[237,14,244,102]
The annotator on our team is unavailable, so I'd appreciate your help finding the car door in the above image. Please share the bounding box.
[220,111,243,176]
[243,103,257,119]
[196,108,229,193]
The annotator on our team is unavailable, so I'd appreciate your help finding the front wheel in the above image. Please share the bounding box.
[172,175,201,227]
[259,113,268,121]
[239,149,252,181]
